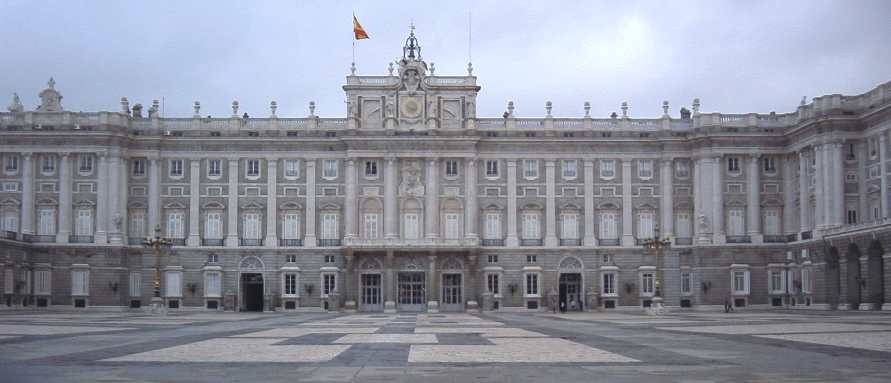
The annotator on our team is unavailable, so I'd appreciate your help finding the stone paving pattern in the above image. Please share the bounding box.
[0,309,889,382]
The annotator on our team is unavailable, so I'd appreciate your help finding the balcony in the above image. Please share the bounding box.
[598,238,620,246]
[202,238,224,246]
[800,231,812,240]
[1,231,17,240]
[785,233,798,242]
[318,239,341,247]
[279,238,303,247]
[520,239,543,246]
[240,238,264,246]
[763,235,787,243]
[29,235,56,243]
[481,239,504,247]
[560,238,581,246]
[674,237,693,246]
[169,238,186,246]
[69,235,94,243]
[129,237,145,245]
[726,235,752,244]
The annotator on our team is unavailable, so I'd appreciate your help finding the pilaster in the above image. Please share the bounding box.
[582,160,596,246]
[506,159,518,247]
[147,157,160,233]
[881,133,889,219]
[107,152,123,245]
[799,151,810,233]
[56,152,72,243]
[747,154,762,243]
[621,159,634,247]
[344,159,357,240]
[94,152,108,244]
[424,157,440,240]
[384,157,398,240]
[20,152,34,236]
[304,160,317,248]
[544,160,558,247]
[711,155,724,244]
[187,159,201,247]
[464,158,478,240]
[265,159,278,248]
[225,158,240,247]
[660,158,674,238]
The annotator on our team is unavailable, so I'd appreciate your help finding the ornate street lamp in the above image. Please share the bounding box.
[143,225,171,314]
[641,225,671,310]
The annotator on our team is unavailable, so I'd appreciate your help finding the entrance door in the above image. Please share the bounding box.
[397,272,426,312]
[360,273,383,312]
[559,273,582,312]
[441,273,463,312]
[241,273,264,312]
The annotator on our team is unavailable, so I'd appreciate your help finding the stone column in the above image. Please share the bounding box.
[56,152,72,243]
[147,157,160,233]
[621,159,634,247]
[384,250,396,312]
[225,158,240,247]
[712,155,724,244]
[880,134,889,219]
[119,156,129,244]
[344,159,357,240]
[304,160,317,248]
[187,159,201,247]
[799,151,810,233]
[782,154,796,235]
[424,158,440,240]
[583,160,596,246]
[506,159,518,247]
[544,160,558,247]
[94,153,109,244]
[815,145,826,229]
[107,153,123,245]
[20,152,35,236]
[427,254,438,312]
[693,157,704,242]
[464,158,478,240]
[857,143,868,223]
[384,157,398,240]
[747,154,762,243]
[660,158,674,238]
[832,142,844,226]
[265,159,278,248]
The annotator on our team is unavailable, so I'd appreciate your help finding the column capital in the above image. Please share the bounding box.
[345,158,356,167]
[583,159,595,167]
[621,158,632,166]
[305,160,316,168]
[59,151,71,159]
[750,152,761,160]
[426,157,439,166]
[267,159,278,168]
[506,159,517,167]
[544,160,556,167]
[385,156,397,164]
[467,158,477,167]
[22,151,33,159]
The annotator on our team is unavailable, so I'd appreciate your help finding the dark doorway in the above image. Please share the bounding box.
[241,273,264,312]
[559,273,582,312]
[826,246,840,309]
[867,240,885,310]
[846,243,862,310]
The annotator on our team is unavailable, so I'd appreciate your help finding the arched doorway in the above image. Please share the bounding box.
[846,243,862,310]
[239,256,265,312]
[440,257,464,312]
[558,256,584,312]
[825,246,840,309]
[358,258,383,312]
[867,240,885,310]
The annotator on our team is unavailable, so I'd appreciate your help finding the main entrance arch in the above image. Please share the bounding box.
[558,256,584,312]
[239,256,266,312]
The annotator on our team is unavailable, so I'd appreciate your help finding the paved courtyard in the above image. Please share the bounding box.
[0,309,890,382]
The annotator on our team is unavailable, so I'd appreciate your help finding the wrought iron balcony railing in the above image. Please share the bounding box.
[763,235,787,243]
[726,235,752,244]
[559,238,581,246]
[598,238,620,246]
[279,238,303,247]
[481,239,504,247]
[202,238,224,246]
[69,235,94,243]
[1,230,17,240]
[674,237,693,245]
[318,239,341,247]
[169,238,187,246]
[240,238,264,246]
[520,239,543,246]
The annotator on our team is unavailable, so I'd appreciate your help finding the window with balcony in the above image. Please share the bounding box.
[2,211,19,233]
[638,211,654,239]
[521,213,540,240]
[166,212,184,239]
[675,212,691,242]
[363,213,379,239]
[38,208,55,236]
[282,213,300,241]
[847,208,858,224]
[242,213,261,240]
[444,213,460,239]
[75,209,92,237]
[562,160,577,179]
[205,212,223,239]
[728,208,745,236]
[320,213,338,240]
[403,213,420,239]
[561,214,578,241]
[599,212,618,241]
[445,160,459,178]
[600,159,615,179]
[764,209,780,235]
[129,211,145,239]
[41,155,56,175]
[4,155,18,174]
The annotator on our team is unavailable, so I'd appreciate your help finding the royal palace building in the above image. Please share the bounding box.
[2,32,891,313]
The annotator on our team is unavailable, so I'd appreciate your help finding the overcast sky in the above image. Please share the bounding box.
[1,1,889,119]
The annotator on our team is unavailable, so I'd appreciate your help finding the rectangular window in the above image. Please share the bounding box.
[484,213,501,239]
[323,159,338,178]
[205,272,222,298]
[165,271,182,297]
[166,212,184,239]
[525,273,539,296]
[641,272,655,295]
[526,255,537,263]
[728,209,745,236]
[521,213,540,239]
[764,209,780,235]
[78,154,93,173]
[208,159,222,177]
[562,160,577,178]
[727,157,740,172]
[732,270,749,294]
[847,209,858,225]
[71,270,89,296]
[284,273,298,296]
[363,213,379,239]
[770,270,785,293]
[41,155,55,174]
[284,160,299,178]
[322,274,336,296]
[600,160,615,178]
[445,160,459,177]
[444,213,460,239]
[485,160,499,177]
[321,213,338,239]
[681,272,692,294]
[638,160,653,179]
[2,211,19,232]
[403,213,419,239]
[487,255,498,263]
[602,273,616,295]
[34,269,51,295]
[486,273,500,295]
[205,212,223,239]
[132,159,145,176]
[75,209,92,236]
[282,213,300,239]
[129,272,141,297]
[38,208,55,236]
[522,160,538,179]
[130,211,145,238]
[763,157,777,173]
[247,159,260,177]
[5,155,19,172]
[676,212,691,239]
[243,213,261,239]
[638,212,654,239]
[561,214,578,239]
[599,212,617,239]
[364,160,378,178]
[169,159,183,177]
[801,269,812,293]
[675,161,689,178]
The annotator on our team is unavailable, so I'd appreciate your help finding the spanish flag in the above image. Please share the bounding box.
[353,15,369,40]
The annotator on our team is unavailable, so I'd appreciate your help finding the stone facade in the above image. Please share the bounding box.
[2,33,891,313]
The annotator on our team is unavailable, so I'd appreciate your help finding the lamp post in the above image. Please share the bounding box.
[143,225,171,314]
[642,225,671,312]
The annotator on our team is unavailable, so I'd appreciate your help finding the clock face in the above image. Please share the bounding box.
[400,97,423,119]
